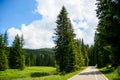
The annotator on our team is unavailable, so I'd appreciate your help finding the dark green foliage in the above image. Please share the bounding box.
[87,46,96,66]
[117,66,120,76]
[9,35,25,70]
[54,6,90,73]
[0,34,8,71]
[81,39,89,66]
[25,48,55,66]
[3,31,8,47]
[54,6,78,73]
[25,55,30,66]
[88,45,95,66]
[3,31,9,60]
[93,0,120,68]
[31,72,51,77]
[75,39,84,68]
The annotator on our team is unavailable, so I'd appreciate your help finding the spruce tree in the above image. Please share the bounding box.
[54,6,77,73]
[81,39,89,66]
[96,0,120,67]
[9,34,25,70]
[3,31,9,64]
[25,56,30,66]
[75,39,84,68]
[3,31,8,47]
[0,34,8,71]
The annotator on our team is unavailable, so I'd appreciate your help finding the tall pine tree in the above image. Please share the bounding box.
[81,39,89,66]
[0,34,8,71]
[96,0,120,67]
[75,39,84,68]
[9,34,25,70]
[54,6,77,73]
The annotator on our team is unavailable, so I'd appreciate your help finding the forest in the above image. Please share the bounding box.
[25,48,55,66]
[89,0,120,69]
[0,30,89,71]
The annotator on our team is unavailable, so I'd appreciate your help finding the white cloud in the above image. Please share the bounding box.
[21,22,55,49]
[35,0,98,45]
[8,27,22,40]
[8,0,98,49]
[8,20,55,49]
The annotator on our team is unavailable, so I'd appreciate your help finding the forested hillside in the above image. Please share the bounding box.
[25,48,55,66]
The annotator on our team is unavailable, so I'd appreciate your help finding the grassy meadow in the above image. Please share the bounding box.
[0,66,86,80]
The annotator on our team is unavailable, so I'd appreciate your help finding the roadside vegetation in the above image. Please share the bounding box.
[88,0,120,79]
[100,66,120,80]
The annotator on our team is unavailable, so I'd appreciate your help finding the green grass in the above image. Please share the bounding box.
[100,66,120,80]
[0,66,86,80]
[0,66,56,80]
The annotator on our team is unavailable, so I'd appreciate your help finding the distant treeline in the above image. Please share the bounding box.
[25,48,55,66]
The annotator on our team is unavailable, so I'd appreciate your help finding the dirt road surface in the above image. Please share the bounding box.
[68,66,108,80]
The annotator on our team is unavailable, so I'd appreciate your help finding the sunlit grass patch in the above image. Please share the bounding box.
[0,66,86,80]
[0,66,56,79]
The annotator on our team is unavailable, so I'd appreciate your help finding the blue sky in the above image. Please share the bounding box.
[0,0,98,49]
[0,0,42,33]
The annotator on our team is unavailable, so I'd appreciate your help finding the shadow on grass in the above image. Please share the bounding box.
[100,69,113,74]
[31,72,58,77]
[0,77,20,80]
[113,78,120,80]
[31,72,50,77]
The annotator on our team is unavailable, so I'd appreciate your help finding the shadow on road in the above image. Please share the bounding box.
[79,71,102,75]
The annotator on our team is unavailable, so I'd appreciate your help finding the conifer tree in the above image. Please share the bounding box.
[81,39,89,66]
[75,39,84,68]
[9,34,25,70]
[54,6,77,73]
[3,31,9,64]
[96,0,120,67]
[0,34,8,71]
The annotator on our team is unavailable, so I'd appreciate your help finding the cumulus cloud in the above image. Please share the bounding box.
[8,20,55,49]
[8,0,98,49]
[36,0,98,44]
[8,27,22,40]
